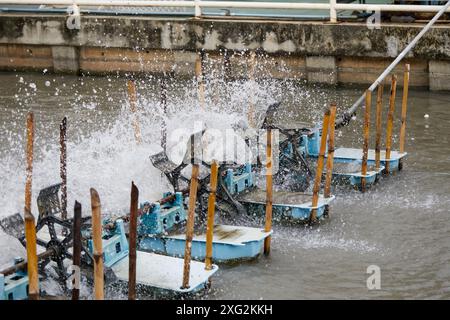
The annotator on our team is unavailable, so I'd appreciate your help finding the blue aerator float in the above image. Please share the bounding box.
[0,258,29,300]
[0,184,218,299]
[137,191,272,262]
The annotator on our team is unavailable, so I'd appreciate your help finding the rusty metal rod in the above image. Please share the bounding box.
[361,90,372,193]
[310,109,330,223]
[0,248,55,277]
[161,77,168,152]
[205,161,218,270]
[324,103,337,200]
[24,112,39,300]
[399,64,410,155]
[72,201,82,300]
[127,79,143,145]
[60,117,67,220]
[264,128,273,255]
[181,163,200,289]
[375,84,384,171]
[90,188,104,300]
[385,75,398,175]
[128,182,139,300]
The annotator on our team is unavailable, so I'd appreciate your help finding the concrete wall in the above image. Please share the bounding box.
[0,14,449,90]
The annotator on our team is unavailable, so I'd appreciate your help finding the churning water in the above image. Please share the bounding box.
[0,69,449,299]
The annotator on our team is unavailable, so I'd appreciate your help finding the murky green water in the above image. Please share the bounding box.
[0,71,449,299]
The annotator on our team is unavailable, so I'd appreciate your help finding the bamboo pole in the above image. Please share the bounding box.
[247,51,256,128]
[25,113,34,215]
[375,84,384,171]
[72,200,82,300]
[181,163,200,289]
[24,112,39,300]
[310,110,330,223]
[263,128,273,255]
[195,52,205,110]
[60,117,67,220]
[128,182,139,300]
[324,104,337,200]
[205,160,218,270]
[399,64,410,170]
[90,188,104,300]
[361,90,372,193]
[127,79,143,145]
[385,75,398,175]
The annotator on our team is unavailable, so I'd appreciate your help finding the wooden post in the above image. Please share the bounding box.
[128,182,139,300]
[385,75,398,175]
[60,117,67,220]
[375,84,384,171]
[399,64,410,170]
[264,128,273,255]
[361,90,372,193]
[72,201,82,300]
[90,188,104,300]
[160,76,168,152]
[24,112,39,300]
[181,162,200,289]
[127,79,142,145]
[195,52,205,109]
[310,110,330,223]
[205,161,218,270]
[247,51,256,128]
[324,104,337,201]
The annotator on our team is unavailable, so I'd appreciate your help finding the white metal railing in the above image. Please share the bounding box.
[0,0,450,22]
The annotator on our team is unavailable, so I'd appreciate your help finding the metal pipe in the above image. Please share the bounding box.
[0,1,448,12]
[336,0,450,128]
[0,248,55,277]
[330,0,337,23]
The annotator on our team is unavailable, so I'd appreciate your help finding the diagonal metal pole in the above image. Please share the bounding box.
[336,0,450,128]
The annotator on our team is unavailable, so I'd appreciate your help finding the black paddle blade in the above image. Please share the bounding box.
[0,213,25,239]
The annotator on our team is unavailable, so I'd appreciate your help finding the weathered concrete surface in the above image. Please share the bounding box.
[429,60,450,91]
[0,13,449,89]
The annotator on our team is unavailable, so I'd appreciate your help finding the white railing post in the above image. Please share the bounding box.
[330,0,337,23]
[195,0,201,17]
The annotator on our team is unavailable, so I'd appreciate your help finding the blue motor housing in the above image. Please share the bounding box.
[224,163,255,195]
[87,219,129,268]
[305,128,322,156]
[0,258,30,300]
[138,192,186,236]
